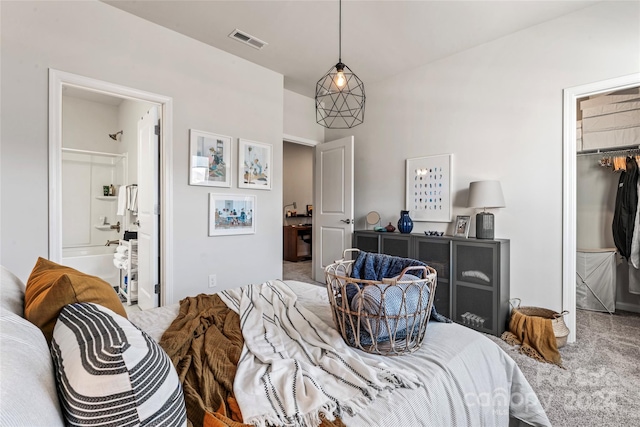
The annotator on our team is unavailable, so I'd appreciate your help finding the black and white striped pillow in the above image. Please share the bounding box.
[51,302,186,427]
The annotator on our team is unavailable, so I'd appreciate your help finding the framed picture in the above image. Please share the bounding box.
[238,139,272,190]
[454,215,471,238]
[405,154,453,222]
[189,130,232,187]
[209,193,256,236]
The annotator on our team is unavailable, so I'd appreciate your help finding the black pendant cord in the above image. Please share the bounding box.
[338,0,342,63]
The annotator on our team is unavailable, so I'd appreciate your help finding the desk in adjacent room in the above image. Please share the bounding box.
[283,225,312,262]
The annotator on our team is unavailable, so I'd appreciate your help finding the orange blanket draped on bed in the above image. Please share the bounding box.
[159,293,345,427]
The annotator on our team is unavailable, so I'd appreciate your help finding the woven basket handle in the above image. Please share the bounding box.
[398,265,429,279]
[553,310,570,319]
[336,248,360,263]
[509,298,521,310]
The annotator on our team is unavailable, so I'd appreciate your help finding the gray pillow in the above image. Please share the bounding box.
[0,309,64,426]
[1,266,26,317]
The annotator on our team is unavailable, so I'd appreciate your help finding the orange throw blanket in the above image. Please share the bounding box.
[501,309,564,368]
[159,294,345,427]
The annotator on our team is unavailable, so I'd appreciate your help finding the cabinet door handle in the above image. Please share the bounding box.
[340,219,352,224]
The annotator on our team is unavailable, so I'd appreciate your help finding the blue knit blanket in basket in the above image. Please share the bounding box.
[347,251,450,345]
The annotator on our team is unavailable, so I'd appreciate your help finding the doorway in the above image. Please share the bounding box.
[562,72,640,342]
[282,140,315,283]
[48,69,175,308]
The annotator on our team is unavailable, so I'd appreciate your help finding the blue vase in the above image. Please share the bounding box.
[397,210,414,234]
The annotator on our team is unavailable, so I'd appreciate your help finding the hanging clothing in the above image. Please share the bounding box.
[612,157,639,260]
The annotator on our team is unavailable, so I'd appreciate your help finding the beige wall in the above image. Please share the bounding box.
[326,1,640,312]
[1,0,283,302]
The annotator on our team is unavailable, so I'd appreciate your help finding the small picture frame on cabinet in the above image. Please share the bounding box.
[454,215,471,238]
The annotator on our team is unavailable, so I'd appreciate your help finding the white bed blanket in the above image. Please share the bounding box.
[129,280,551,427]
[219,280,421,427]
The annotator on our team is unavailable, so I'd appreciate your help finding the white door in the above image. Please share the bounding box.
[313,136,354,281]
[137,106,160,310]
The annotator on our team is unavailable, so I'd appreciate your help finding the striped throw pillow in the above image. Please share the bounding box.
[51,303,187,427]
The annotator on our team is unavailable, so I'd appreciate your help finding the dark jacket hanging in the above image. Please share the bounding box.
[612,157,639,259]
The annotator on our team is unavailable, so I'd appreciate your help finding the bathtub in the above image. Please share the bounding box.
[62,245,120,288]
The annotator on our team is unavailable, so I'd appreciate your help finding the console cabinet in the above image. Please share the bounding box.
[352,231,510,336]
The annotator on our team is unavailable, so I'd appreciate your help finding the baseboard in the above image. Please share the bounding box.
[616,301,640,313]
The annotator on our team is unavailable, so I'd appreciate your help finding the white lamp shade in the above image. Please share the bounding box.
[467,180,506,209]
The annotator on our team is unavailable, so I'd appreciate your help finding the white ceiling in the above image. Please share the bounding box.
[102,1,598,98]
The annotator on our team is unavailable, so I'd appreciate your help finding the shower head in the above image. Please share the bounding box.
[109,130,123,141]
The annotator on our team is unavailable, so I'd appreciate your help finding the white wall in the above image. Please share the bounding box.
[326,1,640,311]
[1,0,284,302]
[61,96,122,246]
[284,89,324,143]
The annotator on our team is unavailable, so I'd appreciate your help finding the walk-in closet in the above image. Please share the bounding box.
[576,86,640,315]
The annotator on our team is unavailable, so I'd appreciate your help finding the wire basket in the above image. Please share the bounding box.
[509,298,570,348]
[325,249,437,356]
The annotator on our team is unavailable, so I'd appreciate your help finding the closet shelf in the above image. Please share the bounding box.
[96,196,117,201]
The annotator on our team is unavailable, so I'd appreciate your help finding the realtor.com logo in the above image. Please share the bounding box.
[533,365,619,411]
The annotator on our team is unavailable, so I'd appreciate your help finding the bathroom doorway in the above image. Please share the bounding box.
[49,69,175,309]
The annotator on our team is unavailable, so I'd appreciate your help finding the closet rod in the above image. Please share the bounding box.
[576,144,640,157]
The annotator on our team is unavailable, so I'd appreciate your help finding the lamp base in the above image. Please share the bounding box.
[475,212,495,239]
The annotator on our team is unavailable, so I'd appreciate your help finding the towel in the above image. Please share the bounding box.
[115,246,128,255]
[112,258,129,270]
[219,280,420,427]
[128,185,138,214]
[116,185,127,216]
[501,310,563,368]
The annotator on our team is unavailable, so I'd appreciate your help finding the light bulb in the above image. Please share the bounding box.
[335,70,346,88]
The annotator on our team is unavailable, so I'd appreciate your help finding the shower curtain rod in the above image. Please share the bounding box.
[576,144,640,157]
[61,147,127,158]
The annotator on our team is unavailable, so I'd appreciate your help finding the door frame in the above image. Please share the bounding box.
[562,72,640,343]
[283,133,321,276]
[48,69,175,306]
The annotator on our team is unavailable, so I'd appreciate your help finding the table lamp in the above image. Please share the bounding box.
[467,180,505,239]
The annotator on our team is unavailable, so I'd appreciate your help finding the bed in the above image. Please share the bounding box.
[1,262,551,427]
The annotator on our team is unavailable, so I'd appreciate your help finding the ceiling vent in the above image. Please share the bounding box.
[228,29,267,50]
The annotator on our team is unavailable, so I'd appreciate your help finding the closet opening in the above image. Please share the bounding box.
[575,86,640,330]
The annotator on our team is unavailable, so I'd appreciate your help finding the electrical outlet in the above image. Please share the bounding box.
[208,274,217,288]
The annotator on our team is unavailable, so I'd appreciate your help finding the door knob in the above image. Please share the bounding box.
[340,219,352,224]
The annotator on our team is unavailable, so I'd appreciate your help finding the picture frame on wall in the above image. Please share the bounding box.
[208,193,256,236]
[189,130,232,187]
[454,215,471,238]
[405,154,453,222]
[238,139,272,190]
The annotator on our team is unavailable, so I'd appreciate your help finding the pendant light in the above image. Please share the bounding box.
[315,0,365,129]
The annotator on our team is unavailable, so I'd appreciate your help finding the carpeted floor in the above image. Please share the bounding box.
[487,308,640,427]
[282,260,640,426]
[283,260,324,286]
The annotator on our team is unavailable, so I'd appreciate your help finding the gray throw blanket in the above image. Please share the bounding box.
[350,251,451,324]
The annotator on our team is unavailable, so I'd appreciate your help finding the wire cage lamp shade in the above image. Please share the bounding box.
[316,62,365,129]
[315,0,365,129]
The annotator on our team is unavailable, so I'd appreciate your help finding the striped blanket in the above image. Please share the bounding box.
[220,280,421,427]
